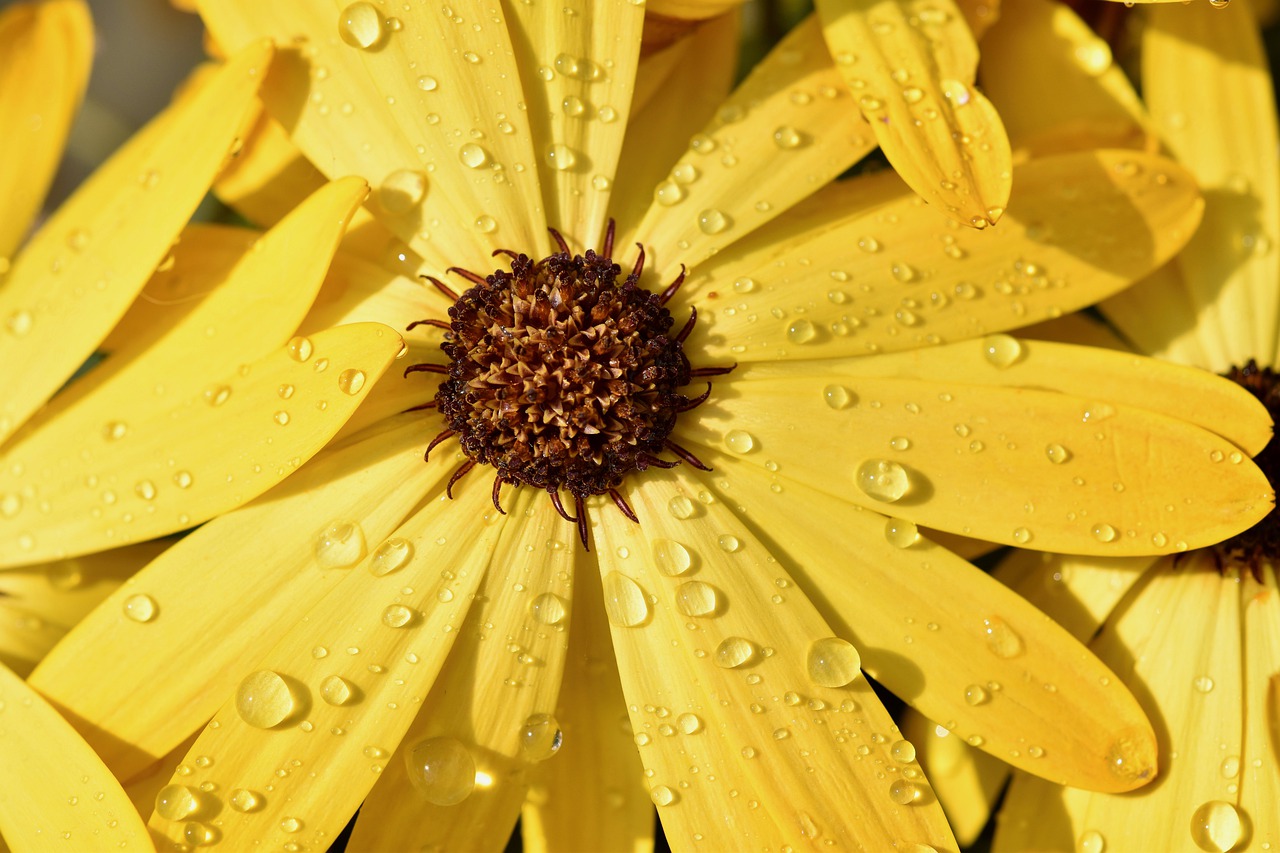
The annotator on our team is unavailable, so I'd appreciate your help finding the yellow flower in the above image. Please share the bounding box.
[899,0,1280,849]
[7,1,1274,850]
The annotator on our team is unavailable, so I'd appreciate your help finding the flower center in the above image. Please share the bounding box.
[1214,360,1280,576]
[405,224,732,547]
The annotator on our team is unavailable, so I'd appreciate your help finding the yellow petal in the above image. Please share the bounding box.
[348,490,574,850]
[902,709,1007,846]
[1017,311,1132,352]
[1144,0,1280,368]
[0,41,271,445]
[0,661,152,852]
[198,0,547,266]
[1241,565,1280,851]
[145,485,504,848]
[593,468,957,849]
[677,360,1271,555]
[522,549,653,853]
[506,0,644,248]
[29,416,447,779]
[0,541,169,676]
[683,450,1158,792]
[610,10,738,243]
[980,0,1153,156]
[816,0,1012,230]
[647,0,745,19]
[630,15,876,276]
[214,101,327,228]
[687,149,1204,361]
[0,0,92,258]
[1101,262,1223,371]
[0,323,401,568]
[955,0,1000,37]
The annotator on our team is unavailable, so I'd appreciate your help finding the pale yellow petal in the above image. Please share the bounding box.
[29,416,447,779]
[0,41,270,445]
[686,150,1203,362]
[677,361,1271,555]
[506,0,644,248]
[629,15,876,276]
[198,0,547,264]
[1101,262,1223,371]
[816,0,1012,230]
[1240,564,1280,850]
[903,710,1006,846]
[349,491,575,850]
[523,550,653,853]
[1145,0,1280,367]
[593,468,957,849]
[0,662,152,852]
[0,323,401,568]
[146,485,505,848]
[214,101,328,228]
[0,0,92,258]
[980,0,1153,156]
[682,451,1158,792]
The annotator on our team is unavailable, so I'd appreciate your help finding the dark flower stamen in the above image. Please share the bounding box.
[1214,359,1280,581]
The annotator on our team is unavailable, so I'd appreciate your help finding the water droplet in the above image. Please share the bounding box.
[338,2,386,49]
[474,214,497,233]
[235,671,295,728]
[1105,729,1156,783]
[855,459,911,502]
[228,789,262,813]
[520,713,563,761]
[280,817,302,833]
[6,309,33,337]
[824,385,853,409]
[1012,527,1032,544]
[416,75,438,91]
[675,581,720,617]
[668,495,695,519]
[884,518,919,548]
[1078,829,1106,853]
[155,784,200,820]
[698,209,730,235]
[204,385,231,406]
[405,737,476,805]
[377,170,426,214]
[544,144,577,171]
[807,637,860,687]
[650,785,677,806]
[677,713,702,734]
[314,521,367,569]
[123,594,158,623]
[982,334,1023,368]
[1091,523,1118,543]
[981,616,1025,658]
[459,143,489,169]
[1189,800,1243,852]
[286,336,313,362]
[603,572,648,626]
[654,181,685,206]
[381,604,416,628]
[888,779,921,805]
[773,125,804,149]
[320,675,355,706]
[369,538,413,576]
[715,637,758,668]
[653,539,693,575]
[964,683,989,705]
[530,592,567,625]
[890,739,917,763]
[1193,675,1215,693]
[891,262,919,283]
[787,319,816,344]
[724,430,755,453]
[1220,755,1240,778]
[1045,443,1072,465]
[717,534,740,552]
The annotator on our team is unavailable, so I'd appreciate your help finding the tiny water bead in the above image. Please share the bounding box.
[235,670,296,728]
[855,458,911,502]
[122,593,158,623]
[519,713,564,761]
[405,737,476,806]
[806,637,861,687]
[724,430,756,454]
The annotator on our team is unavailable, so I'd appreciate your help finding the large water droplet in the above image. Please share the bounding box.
[530,592,567,625]
[319,675,355,706]
[668,495,695,519]
[981,334,1023,368]
[787,319,817,344]
[715,637,758,668]
[519,713,563,761]
[1091,523,1118,544]
[884,518,919,549]
[855,459,911,502]
[155,784,200,821]
[824,385,853,409]
[807,637,861,687]
[675,581,720,617]
[982,616,1025,658]
[459,144,489,169]
[338,2,386,49]
[653,539,693,575]
[678,713,702,734]
[603,572,648,626]
[963,684,989,706]
[235,670,295,728]
[724,430,755,453]
[314,521,367,569]
[888,779,921,805]
[650,785,677,806]
[1046,443,1072,465]
[228,789,262,813]
[544,144,578,171]
[1077,829,1106,853]
[1189,800,1243,852]
[369,538,413,576]
[698,209,730,235]
[405,737,476,805]
[381,604,416,628]
[286,336,313,362]
[123,594,158,623]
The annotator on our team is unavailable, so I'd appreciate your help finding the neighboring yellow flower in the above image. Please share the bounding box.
[899,0,1280,849]
[5,2,1273,851]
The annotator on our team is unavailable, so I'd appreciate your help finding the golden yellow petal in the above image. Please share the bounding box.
[1240,565,1280,851]
[145,485,504,848]
[506,0,644,248]
[29,416,447,779]
[0,541,169,676]
[348,490,575,850]
[522,550,654,853]
[1101,262,1224,371]
[1145,0,1280,368]
[592,468,957,849]
[955,0,1000,37]
[0,322,401,568]
[678,361,1271,555]
[1016,311,1132,352]
[214,101,328,228]
[0,40,270,446]
[0,0,92,258]
[687,150,1203,362]
[629,15,876,276]
[980,0,1153,157]
[682,452,1158,792]
[902,709,1007,846]
[611,11,739,243]
[815,0,1012,230]
[0,662,152,852]
[198,0,547,264]
[647,0,745,19]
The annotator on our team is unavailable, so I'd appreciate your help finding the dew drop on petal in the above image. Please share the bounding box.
[603,572,648,626]
[888,779,921,805]
[405,737,476,805]
[1189,801,1243,852]
[715,637,759,668]
[1091,523,1118,543]
[650,785,677,806]
[675,581,720,617]
[964,684,989,705]
[787,319,816,344]
[1193,675,1215,694]
[338,2,386,49]
[235,670,295,728]
[677,713,703,734]
[519,713,564,761]
[123,594,158,623]
[824,385,853,409]
[855,459,910,502]
[314,521,367,569]
[772,125,804,149]
[653,539,693,575]
[698,209,730,235]
[228,789,262,813]
[1105,729,1156,784]
[369,538,413,576]
[890,739,917,763]
[286,336,313,362]
[319,675,355,706]
[981,334,1023,368]
[530,592,567,625]
[1078,830,1106,853]
[982,616,1025,658]
[807,637,861,687]
[1046,443,1072,464]
[459,144,489,169]
[544,144,578,171]
[338,369,367,395]
[724,430,755,453]
[155,785,200,821]
[667,495,695,519]
[381,604,416,628]
[1012,527,1032,544]
[884,518,919,549]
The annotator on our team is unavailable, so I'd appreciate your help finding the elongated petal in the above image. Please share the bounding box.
[214,102,328,228]
[1144,1,1280,368]
[29,416,446,779]
[903,710,1006,846]
[349,490,574,850]
[0,0,92,258]
[1101,263,1223,371]
[681,448,1158,792]
[686,150,1203,361]
[523,550,653,853]
[647,0,745,19]
[506,0,644,249]
[146,486,504,849]
[198,0,547,266]
[0,41,270,445]
[980,0,1152,156]
[593,468,957,849]
[630,15,875,276]
[0,662,152,852]
[816,0,1011,230]
[0,323,400,568]
[1241,565,1280,851]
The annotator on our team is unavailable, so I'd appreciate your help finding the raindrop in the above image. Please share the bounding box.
[603,572,648,626]
[1091,523,1118,543]
[891,262,919,283]
[884,518,919,549]
[654,181,685,206]
[280,817,302,833]
[204,385,231,407]
[824,385,853,409]
[377,170,426,215]
[1189,800,1243,852]
[1046,444,1071,465]
[474,215,497,233]
[787,319,816,344]
[650,785,677,806]
[855,459,911,502]
[675,581,719,617]
[964,684,989,705]
[698,209,731,235]
[183,823,216,846]
[155,784,200,820]
[1012,527,1032,544]
[717,534,740,553]
[519,713,564,761]
[773,126,805,149]
[982,616,1024,658]
[1078,830,1106,853]
[530,592,567,625]
[678,713,702,734]
[286,336,313,362]
[668,495,695,519]
[235,671,295,728]
[369,538,413,576]
[715,637,759,668]
[544,144,577,171]
[122,594,158,623]
[653,539,693,575]
[416,75,438,91]
[1193,675,1215,694]
[981,334,1023,368]
[319,675,355,706]
[338,2,386,49]
[405,737,476,805]
[807,637,860,687]
[314,521,367,569]
[890,739,917,763]
[724,430,756,453]
[888,779,921,805]
[1105,729,1156,784]
[381,604,416,628]
[228,789,262,813]
[458,143,489,168]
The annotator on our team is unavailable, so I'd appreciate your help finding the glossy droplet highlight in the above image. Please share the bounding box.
[890,739,917,763]
[724,430,755,453]
[406,737,476,805]
[544,144,577,171]
[1189,800,1243,852]
[314,521,367,569]
[530,592,567,625]
[519,713,563,761]
[381,604,416,628]
[807,637,861,687]
[889,779,922,805]
[338,2,387,49]
[964,684,989,705]
[675,581,720,617]
[981,334,1023,368]
[286,336,313,362]
[1078,830,1106,853]
[122,594,158,623]
[787,319,816,344]
[235,670,295,728]
[668,495,695,519]
[698,209,730,235]
[319,675,355,706]
[884,518,919,549]
[715,637,759,668]
[369,538,413,576]
[677,713,702,734]
[338,369,367,395]
[155,785,200,821]
[982,616,1025,658]
[603,572,648,626]
[228,789,262,813]
[1091,523,1118,544]
[653,539,693,575]
[855,459,911,502]
[459,143,489,169]
[1046,443,1072,465]
[824,385,853,409]
[1105,729,1156,784]
[650,785,677,806]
